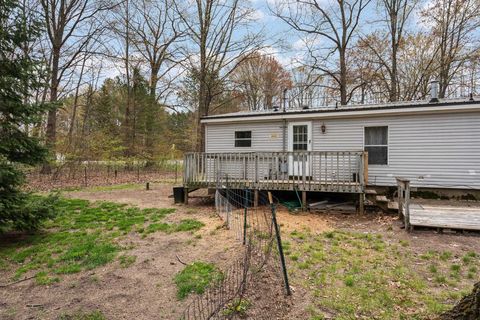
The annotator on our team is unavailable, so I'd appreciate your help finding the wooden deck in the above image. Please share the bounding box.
[183,151,368,194]
[409,204,480,231]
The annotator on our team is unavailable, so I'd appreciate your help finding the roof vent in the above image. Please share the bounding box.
[430,80,439,103]
[302,105,309,110]
[273,105,280,112]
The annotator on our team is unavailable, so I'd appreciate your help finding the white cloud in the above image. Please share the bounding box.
[257,46,303,70]
[251,8,266,21]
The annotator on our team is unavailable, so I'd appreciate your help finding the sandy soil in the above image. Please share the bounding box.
[0,186,241,320]
[2,185,479,319]
[277,208,480,320]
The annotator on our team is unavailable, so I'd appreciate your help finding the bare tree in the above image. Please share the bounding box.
[39,0,112,166]
[130,0,184,152]
[289,66,326,108]
[108,0,138,156]
[175,0,264,151]
[375,0,418,101]
[422,0,480,98]
[397,33,438,100]
[272,0,371,106]
[231,52,292,111]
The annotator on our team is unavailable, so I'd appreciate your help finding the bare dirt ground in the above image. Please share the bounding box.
[1,185,241,320]
[2,184,479,319]
[278,208,480,279]
[277,209,480,320]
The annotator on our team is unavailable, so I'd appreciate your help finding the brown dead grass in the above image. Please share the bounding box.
[2,184,480,319]
[0,186,240,320]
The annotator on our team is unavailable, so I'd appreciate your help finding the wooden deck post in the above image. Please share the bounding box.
[254,189,259,208]
[363,152,369,186]
[302,191,307,211]
[184,188,189,205]
[359,193,365,214]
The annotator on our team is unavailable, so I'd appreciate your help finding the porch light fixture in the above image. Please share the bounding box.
[321,123,326,134]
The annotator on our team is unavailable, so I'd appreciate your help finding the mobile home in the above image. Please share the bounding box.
[183,96,480,210]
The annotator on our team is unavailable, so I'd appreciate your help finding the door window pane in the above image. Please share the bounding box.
[293,125,308,151]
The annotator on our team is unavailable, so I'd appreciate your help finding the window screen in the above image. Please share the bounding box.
[235,131,251,147]
[364,126,388,165]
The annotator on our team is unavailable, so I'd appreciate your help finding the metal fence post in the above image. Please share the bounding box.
[84,166,87,187]
[175,160,178,184]
[268,192,291,296]
[225,176,230,229]
[243,189,249,245]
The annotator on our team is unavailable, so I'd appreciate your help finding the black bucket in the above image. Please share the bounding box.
[173,187,185,204]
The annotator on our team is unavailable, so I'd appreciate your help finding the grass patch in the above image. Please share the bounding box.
[286,230,480,319]
[62,183,144,192]
[119,255,136,268]
[0,198,197,284]
[58,310,105,320]
[174,261,223,299]
[35,271,60,285]
[143,219,204,235]
[175,219,205,232]
[223,298,251,317]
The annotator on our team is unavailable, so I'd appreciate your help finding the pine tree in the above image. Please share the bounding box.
[0,0,57,231]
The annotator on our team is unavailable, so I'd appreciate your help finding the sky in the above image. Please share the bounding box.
[249,0,432,68]
[89,0,432,107]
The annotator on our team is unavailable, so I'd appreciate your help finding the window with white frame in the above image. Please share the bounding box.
[364,126,388,165]
[234,131,251,147]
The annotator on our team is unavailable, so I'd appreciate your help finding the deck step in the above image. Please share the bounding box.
[365,189,377,195]
[376,195,388,203]
[388,201,399,211]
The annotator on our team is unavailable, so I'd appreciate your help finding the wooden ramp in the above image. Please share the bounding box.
[410,204,480,231]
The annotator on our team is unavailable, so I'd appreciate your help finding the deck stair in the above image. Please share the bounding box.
[365,189,398,214]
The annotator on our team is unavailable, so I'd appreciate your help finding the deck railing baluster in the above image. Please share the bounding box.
[336,153,339,191]
[183,151,365,194]
[302,152,306,190]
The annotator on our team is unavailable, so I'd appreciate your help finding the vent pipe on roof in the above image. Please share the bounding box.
[429,80,439,103]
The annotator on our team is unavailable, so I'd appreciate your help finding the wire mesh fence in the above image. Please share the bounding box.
[181,187,290,320]
[22,160,183,191]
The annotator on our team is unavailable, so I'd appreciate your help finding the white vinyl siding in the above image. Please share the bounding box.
[205,110,480,190]
[206,122,283,152]
[312,112,480,189]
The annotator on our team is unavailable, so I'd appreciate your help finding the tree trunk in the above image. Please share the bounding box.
[390,21,398,102]
[197,15,208,152]
[123,0,133,157]
[339,49,347,106]
[42,46,60,173]
[68,56,87,149]
[145,71,158,156]
[439,282,480,320]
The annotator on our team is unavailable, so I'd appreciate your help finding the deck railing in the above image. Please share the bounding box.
[184,151,367,193]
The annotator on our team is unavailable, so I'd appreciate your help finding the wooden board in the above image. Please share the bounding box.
[188,178,363,193]
[410,204,480,230]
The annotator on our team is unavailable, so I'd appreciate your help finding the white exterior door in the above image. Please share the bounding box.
[288,122,312,176]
